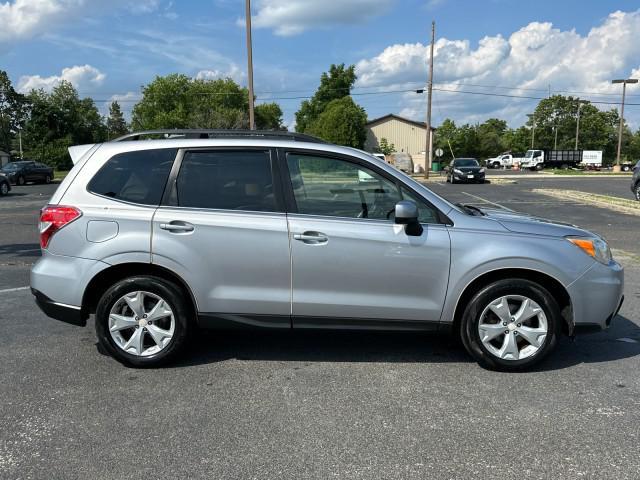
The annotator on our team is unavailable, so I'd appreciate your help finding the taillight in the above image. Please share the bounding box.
[39,205,82,249]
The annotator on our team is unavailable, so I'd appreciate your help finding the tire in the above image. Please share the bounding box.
[535,164,543,171]
[44,174,51,184]
[634,183,640,201]
[0,182,8,196]
[460,279,561,371]
[17,175,25,186]
[450,175,456,184]
[95,276,192,367]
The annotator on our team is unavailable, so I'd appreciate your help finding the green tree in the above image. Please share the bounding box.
[476,118,507,159]
[255,102,285,130]
[307,96,367,148]
[131,74,252,130]
[433,119,459,163]
[376,137,395,155]
[106,101,129,138]
[0,70,29,154]
[295,64,357,133]
[22,81,105,168]
[502,126,531,154]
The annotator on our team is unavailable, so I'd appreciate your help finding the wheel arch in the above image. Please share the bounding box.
[82,262,198,317]
[451,268,573,338]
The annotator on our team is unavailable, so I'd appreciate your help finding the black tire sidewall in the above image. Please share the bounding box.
[17,175,25,185]
[45,175,51,184]
[95,276,191,367]
[462,279,560,371]
[634,184,640,201]
[0,183,7,195]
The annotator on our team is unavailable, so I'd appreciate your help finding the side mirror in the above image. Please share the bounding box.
[394,200,423,236]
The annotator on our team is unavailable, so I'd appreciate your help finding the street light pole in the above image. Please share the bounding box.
[424,21,435,180]
[612,78,638,171]
[553,125,558,150]
[575,101,583,150]
[245,0,256,130]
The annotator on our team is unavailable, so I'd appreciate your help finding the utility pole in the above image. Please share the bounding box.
[612,78,637,171]
[424,21,435,179]
[575,101,583,150]
[245,0,256,130]
[553,125,558,149]
[18,128,23,159]
[527,114,535,148]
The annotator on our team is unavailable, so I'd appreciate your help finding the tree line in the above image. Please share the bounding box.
[1,66,639,170]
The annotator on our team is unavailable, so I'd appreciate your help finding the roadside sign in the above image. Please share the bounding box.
[435,148,443,157]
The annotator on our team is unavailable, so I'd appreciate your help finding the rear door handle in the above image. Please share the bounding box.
[293,231,328,244]
[159,222,194,233]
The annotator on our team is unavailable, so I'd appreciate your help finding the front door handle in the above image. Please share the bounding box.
[293,231,328,244]
[159,221,194,233]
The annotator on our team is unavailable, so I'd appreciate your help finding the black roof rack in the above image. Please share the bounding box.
[111,129,328,144]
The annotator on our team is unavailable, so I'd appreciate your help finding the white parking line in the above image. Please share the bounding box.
[461,191,515,212]
[0,286,30,294]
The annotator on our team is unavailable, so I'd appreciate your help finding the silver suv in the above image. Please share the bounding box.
[31,130,624,371]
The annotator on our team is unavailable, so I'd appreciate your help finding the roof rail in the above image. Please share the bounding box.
[111,129,328,144]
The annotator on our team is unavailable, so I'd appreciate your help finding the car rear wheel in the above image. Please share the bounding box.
[17,175,25,186]
[44,174,51,184]
[461,279,560,371]
[634,183,640,201]
[0,182,8,195]
[95,276,191,367]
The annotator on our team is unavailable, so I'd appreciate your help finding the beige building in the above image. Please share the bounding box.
[0,150,9,167]
[364,114,434,170]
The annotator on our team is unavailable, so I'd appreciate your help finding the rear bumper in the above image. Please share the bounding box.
[32,288,87,326]
[567,260,624,333]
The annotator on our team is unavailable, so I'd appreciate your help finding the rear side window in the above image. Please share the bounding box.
[88,149,176,205]
[175,150,276,212]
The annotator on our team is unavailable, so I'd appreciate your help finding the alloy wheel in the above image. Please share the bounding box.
[477,295,548,361]
[0,183,7,195]
[108,291,175,357]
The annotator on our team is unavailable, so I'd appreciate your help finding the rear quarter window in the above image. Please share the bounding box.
[88,149,177,205]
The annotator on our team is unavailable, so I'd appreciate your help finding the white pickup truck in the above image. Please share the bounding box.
[486,153,524,169]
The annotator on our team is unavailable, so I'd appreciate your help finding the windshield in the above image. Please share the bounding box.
[525,151,535,158]
[453,159,479,167]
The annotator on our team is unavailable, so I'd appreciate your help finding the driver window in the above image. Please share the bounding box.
[287,153,401,220]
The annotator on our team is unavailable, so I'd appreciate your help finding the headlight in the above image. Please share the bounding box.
[479,168,485,173]
[567,236,612,265]
[453,168,463,175]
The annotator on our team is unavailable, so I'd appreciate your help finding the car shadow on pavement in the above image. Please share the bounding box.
[165,314,640,371]
[0,243,41,258]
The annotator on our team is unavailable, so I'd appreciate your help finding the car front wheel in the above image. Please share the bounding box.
[461,279,560,371]
[0,182,8,195]
[95,276,191,367]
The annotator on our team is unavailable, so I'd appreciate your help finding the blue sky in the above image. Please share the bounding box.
[2,0,640,128]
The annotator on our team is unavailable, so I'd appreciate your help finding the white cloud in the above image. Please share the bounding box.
[195,64,245,83]
[247,0,394,36]
[17,64,106,93]
[355,9,640,127]
[0,0,174,49]
[0,0,85,45]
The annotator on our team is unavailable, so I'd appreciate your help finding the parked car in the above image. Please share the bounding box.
[631,160,640,201]
[446,158,485,183]
[0,172,11,196]
[0,160,54,185]
[31,130,624,371]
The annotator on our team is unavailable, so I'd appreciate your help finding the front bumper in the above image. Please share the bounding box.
[567,259,624,333]
[32,289,87,326]
[453,172,485,182]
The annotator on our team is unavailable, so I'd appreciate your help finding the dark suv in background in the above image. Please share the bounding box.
[631,160,640,201]
[0,161,54,185]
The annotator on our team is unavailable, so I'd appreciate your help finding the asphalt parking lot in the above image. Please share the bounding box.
[1,176,640,479]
